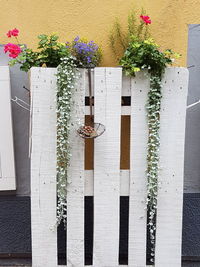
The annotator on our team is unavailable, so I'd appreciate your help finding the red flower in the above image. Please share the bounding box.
[140,15,151,25]
[12,28,19,37]
[6,30,12,38]
[4,43,21,58]
[6,28,19,38]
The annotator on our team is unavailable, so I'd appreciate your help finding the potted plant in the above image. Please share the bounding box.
[109,11,181,263]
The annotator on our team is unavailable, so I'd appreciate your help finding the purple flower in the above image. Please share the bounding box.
[71,37,101,67]
[66,41,70,48]
[87,56,92,63]
[74,36,80,42]
[93,45,98,50]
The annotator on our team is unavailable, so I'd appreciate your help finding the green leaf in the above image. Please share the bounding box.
[38,34,48,40]
[50,35,59,41]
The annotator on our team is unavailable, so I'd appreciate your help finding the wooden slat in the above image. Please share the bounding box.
[85,170,129,196]
[93,67,122,266]
[120,115,130,169]
[0,66,16,190]
[86,106,131,115]
[155,68,189,267]
[85,69,130,96]
[122,75,131,96]
[129,72,149,266]
[31,68,57,267]
[67,69,85,266]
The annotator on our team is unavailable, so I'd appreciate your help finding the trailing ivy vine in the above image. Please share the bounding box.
[56,56,79,225]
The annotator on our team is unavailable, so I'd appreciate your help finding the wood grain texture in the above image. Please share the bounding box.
[93,67,122,266]
[128,72,149,267]
[120,115,130,169]
[155,68,189,267]
[67,69,85,266]
[30,67,57,267]
[0,66,16,190]
[85,115,94,170]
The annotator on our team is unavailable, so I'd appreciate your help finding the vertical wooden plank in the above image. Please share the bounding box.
[120,115,131,169]
[93,67,122,266]
[31,67,57,267]
[155,68,189,267]
[67,69,85,266]
[122,75,131,96]
[0,66,16,190]
[129,72,149,266]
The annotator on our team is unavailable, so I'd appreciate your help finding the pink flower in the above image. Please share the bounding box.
[4,43,21,58]
[140,15,151,25]
[6,28,19,38]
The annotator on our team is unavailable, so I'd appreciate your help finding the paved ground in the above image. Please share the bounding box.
[183,264,200,267]
[0,262,199,266]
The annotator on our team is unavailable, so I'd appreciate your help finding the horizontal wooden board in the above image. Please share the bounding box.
[85,169,129,196]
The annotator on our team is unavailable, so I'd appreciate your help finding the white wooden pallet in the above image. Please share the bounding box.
[30,67,188,267]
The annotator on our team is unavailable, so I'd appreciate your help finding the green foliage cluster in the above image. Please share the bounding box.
[109,9,179,78]
[8,34,102,72]
[9,34,69,72]
[120,38,175,78]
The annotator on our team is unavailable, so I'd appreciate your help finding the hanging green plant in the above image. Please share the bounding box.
[109,11,180,262]
[56,37,101,225]
[56,55,79,225]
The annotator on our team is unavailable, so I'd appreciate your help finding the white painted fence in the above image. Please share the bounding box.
[30,67,189,267]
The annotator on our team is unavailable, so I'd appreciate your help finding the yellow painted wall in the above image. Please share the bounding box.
[0,0,200,66]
